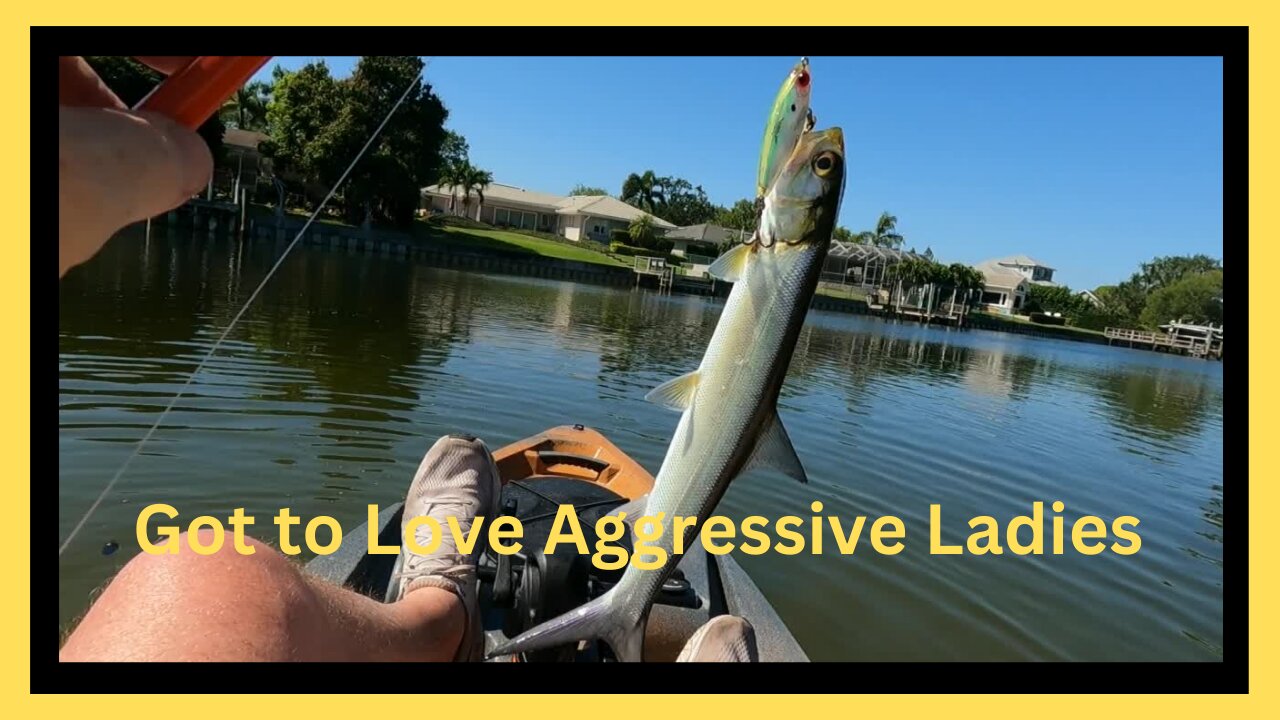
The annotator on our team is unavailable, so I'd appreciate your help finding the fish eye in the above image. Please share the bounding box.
[813,151,838,176]
[797,70,810,89]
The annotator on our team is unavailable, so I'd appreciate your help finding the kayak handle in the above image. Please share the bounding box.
[536,451,610,476]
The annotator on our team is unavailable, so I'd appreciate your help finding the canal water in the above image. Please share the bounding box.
[58,230,1224,660]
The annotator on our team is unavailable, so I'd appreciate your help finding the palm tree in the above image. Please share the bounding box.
[456,163,494,221]
[620,171,666,214]
[943,263,985,323]
[628,215,656,249]
[856,212,905,248]
[437,162,468,214]
[222,81,272,131]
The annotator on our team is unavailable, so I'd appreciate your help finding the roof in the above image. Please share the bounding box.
[420,183,675,228]
[223,128,269,150]
[555,195,676,228]
[421,182,564,209]
[973,260,1029,290]
[828,242,924,264]
[986,254,1054,270]
[666,223,739,243]
[1160,321,1223,338]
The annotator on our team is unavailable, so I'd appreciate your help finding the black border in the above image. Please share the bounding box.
[42,26,1245,694]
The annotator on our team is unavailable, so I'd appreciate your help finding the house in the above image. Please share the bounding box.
[1077,289,1104,308]
[665,223,745,257]
[972,255,1058,315]
[984,255,1058,285]
[420,183,675,243]
[218,128,271,191]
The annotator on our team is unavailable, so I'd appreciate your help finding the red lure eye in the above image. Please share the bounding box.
[796,70,811,89]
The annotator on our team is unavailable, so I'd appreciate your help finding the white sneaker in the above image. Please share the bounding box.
[676,615,759,662]
[391,433,501,661]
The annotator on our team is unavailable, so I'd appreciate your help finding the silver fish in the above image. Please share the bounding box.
[488,128,846,662]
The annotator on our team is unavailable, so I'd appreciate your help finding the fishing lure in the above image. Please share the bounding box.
[755,57,814,201]
[744,57,816,248]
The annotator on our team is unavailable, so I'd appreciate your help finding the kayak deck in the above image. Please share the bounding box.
[306,425,808,661]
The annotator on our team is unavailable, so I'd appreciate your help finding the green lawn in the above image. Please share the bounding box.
[816,283,869,301]
[415,223,626,267]
[249,203,625,267]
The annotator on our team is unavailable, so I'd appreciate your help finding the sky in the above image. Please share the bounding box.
[252,56,1223,290]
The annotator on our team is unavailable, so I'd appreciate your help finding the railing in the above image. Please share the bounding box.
[1105,327,1216,354]
[633,256,669,275]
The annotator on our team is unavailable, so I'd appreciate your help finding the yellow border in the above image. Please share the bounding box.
[14,4,1274,716]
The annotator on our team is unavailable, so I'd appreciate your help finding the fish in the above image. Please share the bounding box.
[488,128,846,662]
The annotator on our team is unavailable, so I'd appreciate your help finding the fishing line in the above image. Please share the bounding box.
[59,71,424,557]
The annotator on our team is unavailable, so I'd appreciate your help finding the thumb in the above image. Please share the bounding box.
[59,106,212,276]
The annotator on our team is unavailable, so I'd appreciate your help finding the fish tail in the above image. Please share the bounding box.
[486,592,647,662]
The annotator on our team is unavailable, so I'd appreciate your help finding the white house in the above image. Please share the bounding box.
[664,223,744,257]
[972,255,1059,315]
[420,183,675,243]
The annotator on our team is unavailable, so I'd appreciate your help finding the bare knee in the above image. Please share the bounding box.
[61,530,315,661]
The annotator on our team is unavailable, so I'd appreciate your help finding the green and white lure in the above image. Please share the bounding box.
[756,57,815,201]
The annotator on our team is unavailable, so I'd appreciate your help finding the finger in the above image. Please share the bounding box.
[59,106,212,277]
[134,56,196,76]
[59,56,124,109]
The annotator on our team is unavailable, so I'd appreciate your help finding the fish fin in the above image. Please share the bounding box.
[747,411,808,484]
[707,244,751,282]
[486,593,647,662]
[645,371,700,412]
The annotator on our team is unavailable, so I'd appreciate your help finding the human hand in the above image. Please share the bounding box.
[59,56,213,278]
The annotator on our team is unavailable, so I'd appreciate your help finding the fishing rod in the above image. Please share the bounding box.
[59,56,425,556]
[134,56,273,127]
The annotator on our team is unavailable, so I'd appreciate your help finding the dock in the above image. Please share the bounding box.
[632,256,722,296]
[1104,327,1222,359]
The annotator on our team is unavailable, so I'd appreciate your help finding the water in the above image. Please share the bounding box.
[58,230,1224,660]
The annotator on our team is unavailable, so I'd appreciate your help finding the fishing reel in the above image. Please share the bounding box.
[477,479,697,662]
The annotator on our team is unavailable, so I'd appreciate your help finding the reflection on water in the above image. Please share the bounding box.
[59,231,1224,660]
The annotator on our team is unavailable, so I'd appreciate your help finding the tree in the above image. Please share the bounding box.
[265,61,347,203]
[628,215,657,249]
[455,161,494,220]
[1139,270,1223,328]
[884,257,933,311]
[942,263,984,318]
[1135,254,1222,292]
[658,177,717,226]
[440,131,470,169]
[569,184,609,196]
[223,80,272,131]
[620,171,666,214]
[263,56,451,227]
[714,198,758,235]
[84,56,225,161]
[831,226,855,243]
[437,161,468,213]
[856,212,904,248]
[1024,284,1080,315]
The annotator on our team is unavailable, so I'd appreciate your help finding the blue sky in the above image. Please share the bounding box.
[253,56,1223,290]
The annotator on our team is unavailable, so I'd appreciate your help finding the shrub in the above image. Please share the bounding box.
[610,242,644,256]
[438,214,495,230]
[610,229,631,245]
